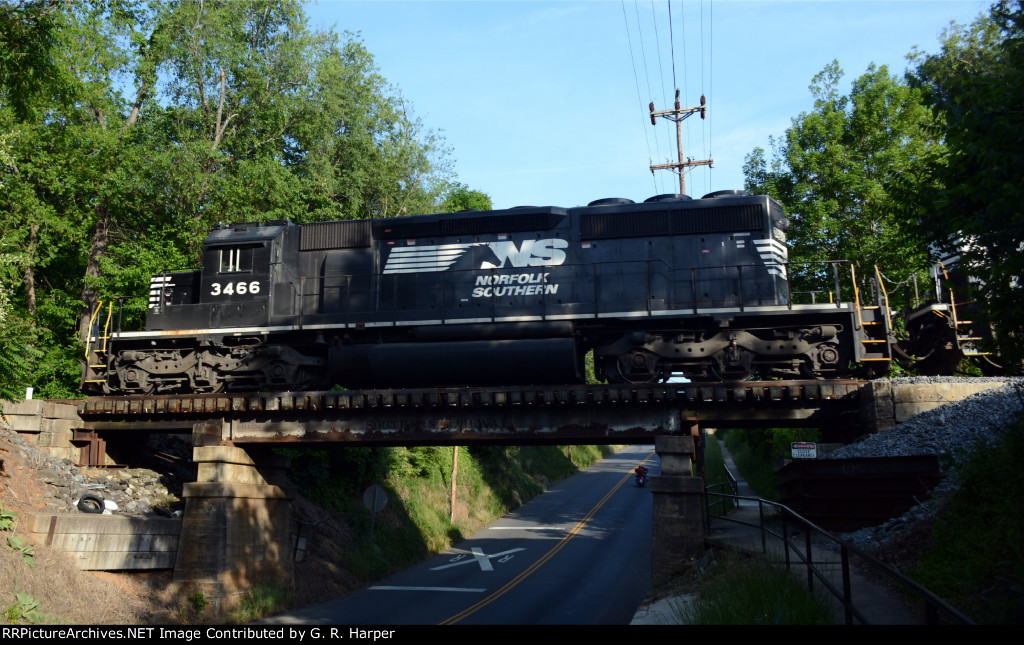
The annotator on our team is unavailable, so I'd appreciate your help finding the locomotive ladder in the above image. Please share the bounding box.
[82,301,114,387]
[853,266,893,364]
[948,291,990,357]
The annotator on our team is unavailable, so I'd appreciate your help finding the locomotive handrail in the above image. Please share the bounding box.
[276,256,864,324]
[784,259,862,308]
[84,300,105,352]
[851,264,863,331]
[137,255,870,337]
[874,265,893,333]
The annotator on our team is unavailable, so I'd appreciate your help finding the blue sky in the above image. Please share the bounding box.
[304,0,991,209]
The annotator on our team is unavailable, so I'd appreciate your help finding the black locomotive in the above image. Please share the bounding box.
[81,190,893,395]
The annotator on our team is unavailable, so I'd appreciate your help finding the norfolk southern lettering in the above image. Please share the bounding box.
[82,191,894,395]
[472,272,557,297]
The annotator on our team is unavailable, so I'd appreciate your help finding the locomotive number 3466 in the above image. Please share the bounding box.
[210,281,261,296]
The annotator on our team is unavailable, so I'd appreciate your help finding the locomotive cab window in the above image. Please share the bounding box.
[219,246,255,273]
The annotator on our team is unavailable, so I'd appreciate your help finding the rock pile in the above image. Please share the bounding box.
[829,377,1024,549]
[0,422,185,517]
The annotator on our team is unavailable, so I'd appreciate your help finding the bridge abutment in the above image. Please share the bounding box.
[651,434,705,585]
[171,433,294,613]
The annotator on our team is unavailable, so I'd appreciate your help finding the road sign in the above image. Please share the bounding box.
[791,442,817,459]
[363,485,388,513]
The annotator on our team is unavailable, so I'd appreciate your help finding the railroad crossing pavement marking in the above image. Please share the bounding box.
[430,547,525,572]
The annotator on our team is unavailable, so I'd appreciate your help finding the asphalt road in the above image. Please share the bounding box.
[264,445,658,626]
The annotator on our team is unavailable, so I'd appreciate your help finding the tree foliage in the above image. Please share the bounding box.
[439,183,493,213]
[0,0,482,397]
[743,61,942,303]
[909,0,1024,366]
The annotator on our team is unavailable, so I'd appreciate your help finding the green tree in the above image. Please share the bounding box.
[439,183,493,212]
[909,1,1024,366]
[0,0,68,121]
[0,0,456,397]
[744,61,942,304]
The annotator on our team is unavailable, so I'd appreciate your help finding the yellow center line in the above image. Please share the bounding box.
[439,451,655,624]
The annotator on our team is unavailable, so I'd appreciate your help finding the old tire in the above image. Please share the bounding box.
[77,493,104,514]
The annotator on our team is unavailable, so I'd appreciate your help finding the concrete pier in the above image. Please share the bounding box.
[650,434,705,585]
[170,442,294,612]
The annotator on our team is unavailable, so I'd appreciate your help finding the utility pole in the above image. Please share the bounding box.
[649,89,713,195]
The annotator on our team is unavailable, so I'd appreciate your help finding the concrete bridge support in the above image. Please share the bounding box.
[171,429,294,612]
[650,433,705,585]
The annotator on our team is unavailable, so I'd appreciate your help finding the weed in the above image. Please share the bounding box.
[0,505,15,532]
[677,553,834,625]
[911,423,1024,623]
[231,585,295,623]
[4,591,46,625]
[189,592,208,612]
[5,536,34,568]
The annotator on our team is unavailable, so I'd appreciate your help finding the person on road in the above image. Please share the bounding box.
[634,464,648,484]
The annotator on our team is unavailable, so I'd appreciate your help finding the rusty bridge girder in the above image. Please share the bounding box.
[76,380,866,447]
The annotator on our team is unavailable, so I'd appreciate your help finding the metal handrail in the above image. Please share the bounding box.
[105,257,878,336]
[287,258,854,320]
[704,490,974,625]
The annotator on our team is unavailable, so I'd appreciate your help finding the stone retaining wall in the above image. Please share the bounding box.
[1,399,83,462]
[860,379,1009,433]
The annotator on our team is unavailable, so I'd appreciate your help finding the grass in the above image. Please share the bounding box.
[648,433,834,625]
[702,432,736,515]
[716,415,1024,625]
[230,585,295,623]
[289,443,616,589]
[675,552,835,625]
[909,422,1024,624]
[720,430,782,499]
[0,530,153,624]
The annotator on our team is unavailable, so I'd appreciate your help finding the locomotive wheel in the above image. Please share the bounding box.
[708,348,755,382]
[115,370,155,395]
[602,354,667,385]
[709,364,754,382]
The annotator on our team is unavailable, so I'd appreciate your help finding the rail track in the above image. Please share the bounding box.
[77,379,863,418]
[72,379,866,451]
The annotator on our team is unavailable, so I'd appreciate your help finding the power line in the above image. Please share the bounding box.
[648,0,714,195]
[621,0,660,195]
[667,0,677,93]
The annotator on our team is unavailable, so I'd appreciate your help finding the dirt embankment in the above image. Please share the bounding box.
[0,424,175,623]
[0,421,369,624]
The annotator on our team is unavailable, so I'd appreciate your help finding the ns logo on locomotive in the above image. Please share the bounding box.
[81,191,893,395]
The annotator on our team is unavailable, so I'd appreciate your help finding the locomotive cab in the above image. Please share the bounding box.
[147,221,284,331]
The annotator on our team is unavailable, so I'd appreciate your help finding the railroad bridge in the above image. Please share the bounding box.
[10,378,997,612]
[75,379,867,446]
